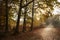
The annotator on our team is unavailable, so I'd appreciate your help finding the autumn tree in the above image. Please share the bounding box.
[30,0,34,31]
[23,0,27,32]
[5,0,9,33]
[14,0,23,33]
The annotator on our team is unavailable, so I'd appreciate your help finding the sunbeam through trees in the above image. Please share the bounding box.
[0,0,60,40]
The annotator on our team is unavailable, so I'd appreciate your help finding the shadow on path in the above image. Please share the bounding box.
[1,27,60,40]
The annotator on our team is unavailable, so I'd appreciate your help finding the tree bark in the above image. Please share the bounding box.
[30,0,34,31]
[23,0,27,32]
[5,0,9,33]
[14,0,22,34]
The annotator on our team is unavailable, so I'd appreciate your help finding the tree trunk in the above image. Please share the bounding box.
[30,0,34,31]
[5,0,9,33]
[23,0,27,32]
[14,0,22,34]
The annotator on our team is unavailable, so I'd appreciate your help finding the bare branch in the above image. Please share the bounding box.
[22,0,34,8]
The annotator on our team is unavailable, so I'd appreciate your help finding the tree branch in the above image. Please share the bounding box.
[22,0,34,8]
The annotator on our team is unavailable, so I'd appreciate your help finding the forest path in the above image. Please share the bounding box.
[1,27,60,40]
